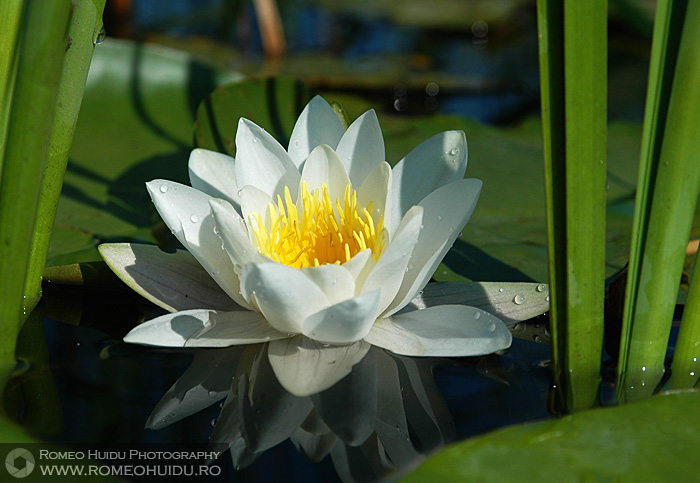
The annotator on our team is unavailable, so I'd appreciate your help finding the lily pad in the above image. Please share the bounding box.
[50,39,243,265]
[56,40,699,290]
[402,389,700,482]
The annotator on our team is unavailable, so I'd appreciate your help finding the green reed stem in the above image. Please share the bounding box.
[617,0,700,403]
[0,1,72,362]
[22,0,106,313]
[669,251,700,389]
[537,0,607,413]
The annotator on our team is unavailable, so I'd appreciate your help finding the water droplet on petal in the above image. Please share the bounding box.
[159,184,168,193]
[450,148,459,155]
[213,226,220,235]
[498,287,504,293]
[437,215,442,221]
[473,311,481,320]
[190,214,199,223]
[208,390,217,398]
[252,138,258,143]
[293,140,300,148]
[211,419,217,427]
[536,283,546,292]
[513,294,524,305]
[488,322,496,332]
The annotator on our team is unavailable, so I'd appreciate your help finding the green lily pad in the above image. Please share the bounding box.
[402,389,700,482]
[49,39,243,265]
[56,40,699,291]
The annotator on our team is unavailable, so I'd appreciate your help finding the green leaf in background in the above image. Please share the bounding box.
[402,389,700,482]
[57,41,700,297]
[50,39,243,265]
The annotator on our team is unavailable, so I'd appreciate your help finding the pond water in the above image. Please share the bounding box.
[6,284,551,482]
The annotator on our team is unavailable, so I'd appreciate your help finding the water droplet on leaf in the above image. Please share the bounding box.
[536,283,546,292]
[159,184,168,193]
[513,294,524,305]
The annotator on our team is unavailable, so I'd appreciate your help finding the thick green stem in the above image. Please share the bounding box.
[22,0,106,312]
[0,1,72,362]
[537,0,607,413]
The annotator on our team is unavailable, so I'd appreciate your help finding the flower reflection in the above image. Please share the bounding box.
[148,343,456,481]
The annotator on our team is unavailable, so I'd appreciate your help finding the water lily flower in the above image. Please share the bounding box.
[100,96,513,395]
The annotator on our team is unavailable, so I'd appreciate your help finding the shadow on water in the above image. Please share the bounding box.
[62,151,190,230]
[442,238,536,282]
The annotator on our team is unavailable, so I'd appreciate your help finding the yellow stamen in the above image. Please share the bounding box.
[248,182,385,268]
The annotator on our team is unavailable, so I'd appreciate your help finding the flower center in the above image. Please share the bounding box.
[249,182,385,268]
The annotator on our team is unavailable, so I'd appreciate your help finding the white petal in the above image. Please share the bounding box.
[146,347,243,429]
[299,144,351,202]
[342,249,375,290]
[210,198,265,267]
[390,130,468,231]
[358,161,392,234]
[268,336,371,397]
[361,206,423,315]
[234,118,300,199]
[188,148,241,211]
[403,281,550,325]
[239,184,274,234]
[384,178,482,316]
[364,305,512,357]
[98,243,236,312]
[185,311,289,347]
[146,180,250,308]
[300,263,355,304]
[336,110,385,186]
[288,96,345,167]
[302,291,381,344]
[240,263,330,333]
[123,309,286,347]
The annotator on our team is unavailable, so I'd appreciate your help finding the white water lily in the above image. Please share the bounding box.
[100,96,513,395]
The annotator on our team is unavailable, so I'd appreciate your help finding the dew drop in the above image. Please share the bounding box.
[293,140,300,148]
[190,214,199,223]
[252,138,258,143]
[208,390,217,398]
[331,279,338,285]
[213,226,220,235]
[641,366,647,372]
[473,311,481,320]
[239,119,244,124]
[450,148,459,156]
[498,287,504,293]
[545,295,550,302]
[536,283,546,292]
[94,26,106,44]
[513,294,524,305]
[159,184,168,193]
[488,322,496,332]
[211,419,217,427]
[437,215,442,221]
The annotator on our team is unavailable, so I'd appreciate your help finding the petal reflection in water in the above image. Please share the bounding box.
[148,341,458,481]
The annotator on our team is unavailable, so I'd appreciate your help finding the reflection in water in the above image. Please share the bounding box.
[147,343,455,481]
